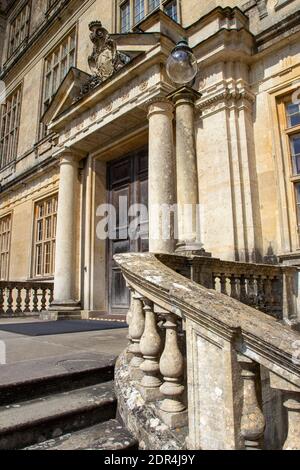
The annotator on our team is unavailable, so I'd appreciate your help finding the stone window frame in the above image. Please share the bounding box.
[32,193,58,279]
[7,1,31,60]
[116,0,180,33]
[0,213,12,281]
[40,27,77,138]
[278,93,300,244]
[0,85,22,170]
[47,0,60,10]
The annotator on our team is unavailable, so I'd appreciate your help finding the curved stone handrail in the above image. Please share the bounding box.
[115,252,300,449]
[115,252,300,386]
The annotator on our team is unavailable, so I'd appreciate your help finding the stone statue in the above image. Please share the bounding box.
[88,21,130,83]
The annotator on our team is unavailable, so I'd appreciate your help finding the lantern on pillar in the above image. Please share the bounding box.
[166,39,198,86]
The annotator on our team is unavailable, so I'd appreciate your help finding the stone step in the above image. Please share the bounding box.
[0,352,115,406]
[0,381,116,449]
[25,419,138,450]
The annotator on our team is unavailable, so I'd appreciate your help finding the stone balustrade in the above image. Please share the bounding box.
[0,281,54,317]
[114,252,300,450]
[157,253,299,326]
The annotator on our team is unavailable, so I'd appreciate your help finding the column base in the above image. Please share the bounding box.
[157,407,188,429]
[41,300,82,321]
[176,241,212,257]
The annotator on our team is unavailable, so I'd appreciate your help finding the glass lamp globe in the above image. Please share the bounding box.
[166,39,198,85]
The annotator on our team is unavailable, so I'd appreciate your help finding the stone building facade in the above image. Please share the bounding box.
[0,0,300,317]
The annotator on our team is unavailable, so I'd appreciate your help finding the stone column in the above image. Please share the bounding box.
[49,150,82,317]
[171,86,205,254]
[147,98,176,253]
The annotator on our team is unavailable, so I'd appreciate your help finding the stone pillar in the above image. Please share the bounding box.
[49,150,81,317]
[238,355,265,449]
[147,98,176,253]
[171,86,205,254]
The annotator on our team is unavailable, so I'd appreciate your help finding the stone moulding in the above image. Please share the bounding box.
[197,87,256,114]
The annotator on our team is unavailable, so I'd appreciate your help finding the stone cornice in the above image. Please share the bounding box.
[255,10,300,53]
[197,87,256,112]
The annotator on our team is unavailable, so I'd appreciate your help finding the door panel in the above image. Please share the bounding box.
[107,149,148,315]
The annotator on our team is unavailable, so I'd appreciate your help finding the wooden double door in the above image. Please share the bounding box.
[107,149,148,315]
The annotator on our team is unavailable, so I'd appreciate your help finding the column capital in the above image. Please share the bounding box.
[53,147,86,163]
[168,86,202,107]
[147,96,174,120]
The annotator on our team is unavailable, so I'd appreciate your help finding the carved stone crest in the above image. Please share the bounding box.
[75,21,130,101]
[88,21,130,81]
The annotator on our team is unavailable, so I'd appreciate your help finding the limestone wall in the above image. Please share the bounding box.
[0,166,59,281]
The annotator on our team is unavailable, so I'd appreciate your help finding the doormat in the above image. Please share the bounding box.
[0,320,127,337]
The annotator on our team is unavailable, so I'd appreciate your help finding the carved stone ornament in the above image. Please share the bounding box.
[75,21,130,101]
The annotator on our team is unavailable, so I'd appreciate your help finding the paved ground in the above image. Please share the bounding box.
[0,317,128,365]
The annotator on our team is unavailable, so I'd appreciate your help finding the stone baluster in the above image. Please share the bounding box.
[263,277,273,314]
[220,273,227,295]
[139,299,162,400]
[240,275,247,303]
[49,286,54,306]
[126,287,134,354]
[230,275,238,299]
[32,287,39,312]
[0,287,4,314]
[257,276,265,310]
[247,275,256,306]
[212,274,218,291]
[40,287,47,312]
[238,356,265,449]
[128,292,145,380]
[6,287,13,315]
[24,287,31,313]
[282,392,300,450]
[159,313,187,428]
[271,276,281,318]
[15,287,23,314]
[282,268,298,328]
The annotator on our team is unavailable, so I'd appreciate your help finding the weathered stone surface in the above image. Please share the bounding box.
[0,381,116,449]
[0,351,115,406]
[25,419,137,450]
[115,351,187,450]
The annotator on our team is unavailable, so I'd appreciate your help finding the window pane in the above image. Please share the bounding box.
[0,87,22,168]
[287,103,300,128]
[121,1,130,33]
[291,134,300,174]
[149,0,159,12]
[134,0,144,24]
[295,183,300,230]
[164,0,178,22]
[41,30,76,138]
[8,2,30,58]
[0,214,11,280]
[33,195,58,277]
